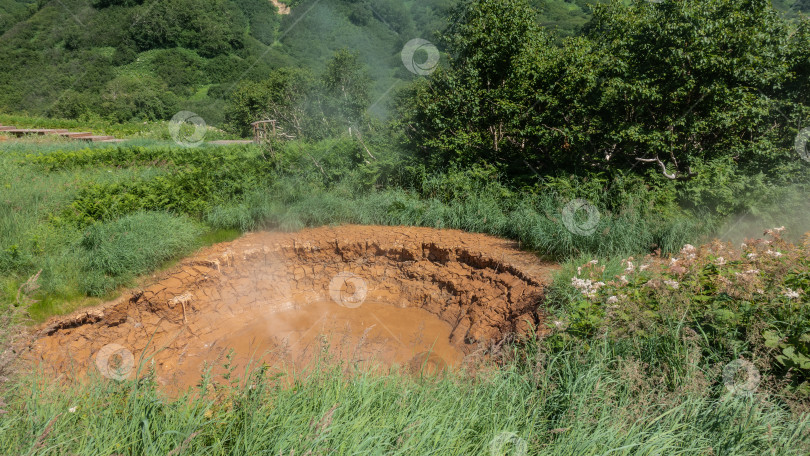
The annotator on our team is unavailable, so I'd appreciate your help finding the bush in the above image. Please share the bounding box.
[100,74,178,122]
[555,229,810,393]
[48,89,93,119]
[129,0,246,57]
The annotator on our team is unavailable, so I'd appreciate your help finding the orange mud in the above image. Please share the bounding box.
[29,225,557,393]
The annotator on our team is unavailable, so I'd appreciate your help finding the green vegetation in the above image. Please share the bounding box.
[1,0,810,453]
[0,0,36,34]
[6,0,804,126]
[552,233,810,392]
[0,113,240,141]
[1,330,808,454]
[78,211,203,296]
[0,0,451,124]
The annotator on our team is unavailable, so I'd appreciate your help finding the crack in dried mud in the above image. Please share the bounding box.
[29,225,557,392]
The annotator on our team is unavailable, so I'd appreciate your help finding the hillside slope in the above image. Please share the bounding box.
[1,0,807,126]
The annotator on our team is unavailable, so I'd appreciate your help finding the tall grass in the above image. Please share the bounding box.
[1,330,807,455]
[0,145,198,317]
[205,176,707,260]
[79,211,203,297]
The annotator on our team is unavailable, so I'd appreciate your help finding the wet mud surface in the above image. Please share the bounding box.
[29,225,557,392]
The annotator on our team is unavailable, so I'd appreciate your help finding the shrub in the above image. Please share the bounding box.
[100,75,178,122]
[555,228,810,393]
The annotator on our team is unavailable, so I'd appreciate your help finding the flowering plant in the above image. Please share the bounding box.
[558,227,810,391]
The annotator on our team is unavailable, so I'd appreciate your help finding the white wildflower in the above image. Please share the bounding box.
[765,226,786,236]
[607,296,619,304]
[570,277,605,298]
[735,269,760,277]
[747,253,758,260]
[664,280,680,289]
[766,250,783,257]
[680,244,697,260]
[784,288,800,299]
[715,257,726,266]
[69,406,77,413]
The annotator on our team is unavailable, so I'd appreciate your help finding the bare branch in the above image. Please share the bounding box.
[635,156,697,180]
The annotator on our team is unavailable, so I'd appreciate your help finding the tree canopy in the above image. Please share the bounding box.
[397,0,810,183]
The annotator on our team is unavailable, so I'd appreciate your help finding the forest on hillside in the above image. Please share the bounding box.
[1,0,809,127]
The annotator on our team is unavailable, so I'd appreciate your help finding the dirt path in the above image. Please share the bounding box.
[29,225,557,392]
[270,0,290,15]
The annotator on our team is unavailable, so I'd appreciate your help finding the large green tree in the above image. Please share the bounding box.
[321,49,372,130]
[397,0,548,176]
[224,50,372,139]
[224,68,321,138]
[398,0,810,182]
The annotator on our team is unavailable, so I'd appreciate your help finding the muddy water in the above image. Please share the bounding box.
[32,225,556,395]
[149,299,464,390]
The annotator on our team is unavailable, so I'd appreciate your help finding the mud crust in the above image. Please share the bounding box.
[30,225,557,389]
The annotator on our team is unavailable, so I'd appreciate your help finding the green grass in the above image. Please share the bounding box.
[0,113,245,141]
[3,136,808,321]
[1,331,807,455]
[1,121,809,455]
[203,173,710,259]
[78,211,203,297]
